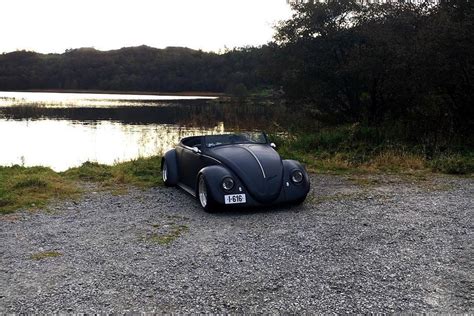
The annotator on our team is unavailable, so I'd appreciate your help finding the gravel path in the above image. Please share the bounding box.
[1,174,472,313]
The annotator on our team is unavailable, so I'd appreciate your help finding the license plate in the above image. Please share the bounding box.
[224,194,246,204]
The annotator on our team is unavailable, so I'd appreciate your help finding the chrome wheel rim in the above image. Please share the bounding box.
[198,176,208,208]
[162,162,168,182]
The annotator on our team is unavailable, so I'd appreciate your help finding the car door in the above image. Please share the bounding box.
[177,141,206,189]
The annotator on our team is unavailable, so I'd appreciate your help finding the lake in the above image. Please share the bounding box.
[0,91,290,171]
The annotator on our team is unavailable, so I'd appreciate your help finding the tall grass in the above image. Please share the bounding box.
[271,124,474,175]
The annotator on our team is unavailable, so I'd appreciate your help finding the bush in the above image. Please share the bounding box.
[430,154,474,175]
[63,162,113,182]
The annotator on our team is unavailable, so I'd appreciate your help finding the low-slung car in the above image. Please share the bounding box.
[161,132,310,211]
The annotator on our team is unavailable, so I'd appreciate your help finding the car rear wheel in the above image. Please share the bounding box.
[162,159,173,187]
[198,175,216,212]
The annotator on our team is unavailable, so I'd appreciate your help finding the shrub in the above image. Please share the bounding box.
[430,154,474,175]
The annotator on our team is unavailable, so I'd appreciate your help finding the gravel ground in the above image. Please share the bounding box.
[0,174,472,313]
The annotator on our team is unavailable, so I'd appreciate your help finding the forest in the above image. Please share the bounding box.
[0,45,270,95]
[0,0,472,151]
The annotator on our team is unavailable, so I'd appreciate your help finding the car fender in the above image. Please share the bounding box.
[282,159,310,200]
[197,165,234,203]
[162,149,179,186]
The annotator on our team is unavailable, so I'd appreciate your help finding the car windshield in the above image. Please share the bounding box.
[204,132,267,148]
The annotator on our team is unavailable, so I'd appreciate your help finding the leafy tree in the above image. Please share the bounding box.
[273,0,473,143]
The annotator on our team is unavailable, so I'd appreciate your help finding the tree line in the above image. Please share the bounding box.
[0,46,272,94]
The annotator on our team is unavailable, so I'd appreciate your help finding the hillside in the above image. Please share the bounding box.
[0,45,273,93]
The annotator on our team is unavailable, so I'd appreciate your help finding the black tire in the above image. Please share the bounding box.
[197,174,217,213]
[161,159,174,187]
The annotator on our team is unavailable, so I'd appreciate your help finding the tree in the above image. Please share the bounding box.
[273,0,474,143]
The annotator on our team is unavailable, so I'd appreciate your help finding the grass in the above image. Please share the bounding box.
[429,154,474,175]
[30,251,62,260]
[63,156,163,188]
[1,125,471,214]
[0,165,80,214]
[271,125,474,176]
[145,224,189,245]
[0,156,163,214]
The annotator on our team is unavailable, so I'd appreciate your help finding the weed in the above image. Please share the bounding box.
[13,177,48,189]
[145,224,189,246]
[430,154,474,175]
[30,251,62,260]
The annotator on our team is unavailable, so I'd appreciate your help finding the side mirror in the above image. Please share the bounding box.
[191,146,201,154]
[270,142,277,149]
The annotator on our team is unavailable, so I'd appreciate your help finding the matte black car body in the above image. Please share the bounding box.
[161,133,310,211]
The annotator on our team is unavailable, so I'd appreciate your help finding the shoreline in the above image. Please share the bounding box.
[7,89,226,97]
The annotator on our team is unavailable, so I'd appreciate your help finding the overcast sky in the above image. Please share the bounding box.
[0,0,293,54]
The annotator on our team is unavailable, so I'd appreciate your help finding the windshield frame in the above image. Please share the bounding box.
[203,132,268,149]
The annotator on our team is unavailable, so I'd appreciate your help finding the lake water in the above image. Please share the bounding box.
[0,91,289,171]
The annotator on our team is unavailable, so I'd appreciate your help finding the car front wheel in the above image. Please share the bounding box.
[292,194,307,206]
[197,175,216,212]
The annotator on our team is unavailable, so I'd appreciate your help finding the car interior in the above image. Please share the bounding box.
[181,136,202,149]
[182,133,268,149]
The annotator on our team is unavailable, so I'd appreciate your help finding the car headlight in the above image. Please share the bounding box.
[291,170,304,184]
[222,177,235,191]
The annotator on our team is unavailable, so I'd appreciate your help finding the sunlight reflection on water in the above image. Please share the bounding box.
[0,91,225,171]
[0,91,217,108]
[0,119,224,171]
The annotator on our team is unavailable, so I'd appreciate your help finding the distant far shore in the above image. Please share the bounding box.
[8,89,226,97]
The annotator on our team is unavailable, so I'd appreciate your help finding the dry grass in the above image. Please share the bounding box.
[362,150,427,172]
[280,149,431,175]
[272,126,472,176]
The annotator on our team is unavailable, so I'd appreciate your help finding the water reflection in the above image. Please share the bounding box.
[0,119,225,171]
[0,91,289,171]
[0,91,216,108]
[0,101,288,129]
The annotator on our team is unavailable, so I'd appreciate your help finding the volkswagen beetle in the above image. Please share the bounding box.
[161,132,310,211]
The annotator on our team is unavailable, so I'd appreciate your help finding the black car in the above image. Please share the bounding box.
[161,132,310,211]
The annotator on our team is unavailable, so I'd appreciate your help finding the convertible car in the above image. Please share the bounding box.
[161,132,310,211]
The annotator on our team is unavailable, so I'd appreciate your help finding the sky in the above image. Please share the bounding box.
[0,0,293,54]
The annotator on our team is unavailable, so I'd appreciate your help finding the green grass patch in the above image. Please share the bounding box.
[0,165,80,214]
[63,156,163,188]
[1,156,164,214]
[30,251,62,260]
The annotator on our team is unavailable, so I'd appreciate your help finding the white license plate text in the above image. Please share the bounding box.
[224,194,246,204]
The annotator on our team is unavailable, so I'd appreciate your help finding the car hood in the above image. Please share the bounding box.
[209,144,283,203]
